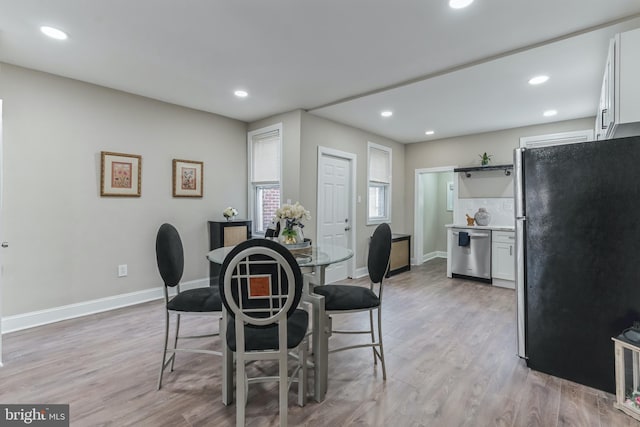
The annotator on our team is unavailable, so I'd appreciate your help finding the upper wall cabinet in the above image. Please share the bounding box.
[596,27,640,140]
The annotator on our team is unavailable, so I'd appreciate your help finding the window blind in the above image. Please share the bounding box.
[369,146,390,183]
[251,130,281,182]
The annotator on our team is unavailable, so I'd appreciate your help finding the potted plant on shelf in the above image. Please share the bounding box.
[479,152,492,166]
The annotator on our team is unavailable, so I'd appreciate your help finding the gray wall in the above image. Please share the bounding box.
[0,63,247,316]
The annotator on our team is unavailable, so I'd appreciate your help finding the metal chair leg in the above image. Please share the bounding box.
[377,306,387,380]
[170,313,180,371]
[298,338,308,407]
[279,350,288,427]
[236,357,246,427]
[158,310,170,390]
[369,309,377,365]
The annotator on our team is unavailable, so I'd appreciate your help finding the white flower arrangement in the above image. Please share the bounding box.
[274,202,310,221]
[273,202,311,244]
[223,207,238,219]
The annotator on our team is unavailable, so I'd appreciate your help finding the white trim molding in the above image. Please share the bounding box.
[519,129,593,148]
[422,251,447,264]
[1,278,209,334]
[354,267,369,279]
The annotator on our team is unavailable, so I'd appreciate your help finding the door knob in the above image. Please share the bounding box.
[1,242,8,248]
[345,226,352,231]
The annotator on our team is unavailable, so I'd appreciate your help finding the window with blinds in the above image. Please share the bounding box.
[367,142,392,224]
[248,124,282,235]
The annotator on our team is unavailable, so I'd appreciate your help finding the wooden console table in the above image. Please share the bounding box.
[208,220,251,286]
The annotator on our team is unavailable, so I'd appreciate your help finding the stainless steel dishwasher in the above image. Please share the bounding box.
[451,228,492,282]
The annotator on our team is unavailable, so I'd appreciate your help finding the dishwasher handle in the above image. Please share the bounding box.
[452,231,490,238]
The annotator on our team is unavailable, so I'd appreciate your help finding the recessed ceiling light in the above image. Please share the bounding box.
[425,130,435,135]
[543,110,558,117]
[380,111,393,118]
[449,0,474,9]
[529,75,549,85]
[234,90,248,98]
[40,26,68,40]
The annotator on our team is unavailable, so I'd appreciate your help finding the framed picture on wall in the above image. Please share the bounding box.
[172,159,203,197]
[446,181,454,211]
[100,151,142,197]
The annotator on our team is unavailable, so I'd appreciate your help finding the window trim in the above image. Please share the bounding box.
[367,141,392,225]
[247,123,282,236]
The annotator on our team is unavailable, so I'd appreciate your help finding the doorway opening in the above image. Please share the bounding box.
[414,167,456,266]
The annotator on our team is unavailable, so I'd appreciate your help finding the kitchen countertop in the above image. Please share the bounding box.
[445,224,515,232]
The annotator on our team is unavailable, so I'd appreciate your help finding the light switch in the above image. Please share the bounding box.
[118,264,128,277]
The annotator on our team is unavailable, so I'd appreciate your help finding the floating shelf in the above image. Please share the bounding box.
[454,164,514,178]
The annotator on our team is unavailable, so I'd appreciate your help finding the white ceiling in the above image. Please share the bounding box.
[2,1,640,143]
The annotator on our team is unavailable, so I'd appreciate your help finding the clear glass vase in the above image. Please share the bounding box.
[278,219,304,245]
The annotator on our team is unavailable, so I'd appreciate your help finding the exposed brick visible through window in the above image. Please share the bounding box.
[261,188,280,231]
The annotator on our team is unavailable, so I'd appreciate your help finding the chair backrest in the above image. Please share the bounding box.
[156,223,184,288]
[264,221,281,238]
[219,238,303,327]
[368,223,392,284]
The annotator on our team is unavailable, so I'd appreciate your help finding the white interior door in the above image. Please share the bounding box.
[317,147,355,284]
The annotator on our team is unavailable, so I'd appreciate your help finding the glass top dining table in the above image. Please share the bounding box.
[207,240,353,403]
[206,241,353,269]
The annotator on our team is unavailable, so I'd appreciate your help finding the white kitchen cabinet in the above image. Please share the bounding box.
[595,39,615,140]
[492,230,515,288]
[596,27,640,140]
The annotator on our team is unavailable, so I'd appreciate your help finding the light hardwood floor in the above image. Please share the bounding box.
[0,259,635,426]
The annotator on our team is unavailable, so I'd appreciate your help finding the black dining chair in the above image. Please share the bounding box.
[312,222,392,379]
[155,223,223,389]
[264,220,280,238]
[219,238,308,427]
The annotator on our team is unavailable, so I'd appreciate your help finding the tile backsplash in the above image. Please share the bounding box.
[455,198,514,227]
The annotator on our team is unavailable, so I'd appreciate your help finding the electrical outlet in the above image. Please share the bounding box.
[118,264,128,277]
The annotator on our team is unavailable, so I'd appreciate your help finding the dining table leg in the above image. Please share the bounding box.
[302,270,330,402]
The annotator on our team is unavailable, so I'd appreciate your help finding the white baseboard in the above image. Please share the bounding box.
[1,278,209,334]
[421,251,447,264]
[492,278,516,290]
[353,267,368,279]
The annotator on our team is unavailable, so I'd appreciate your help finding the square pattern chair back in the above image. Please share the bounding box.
[219,238,303,327]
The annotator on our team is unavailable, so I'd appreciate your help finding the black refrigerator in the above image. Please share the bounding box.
[514,135,640,393]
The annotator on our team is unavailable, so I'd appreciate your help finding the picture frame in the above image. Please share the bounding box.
[446,181,454,211]
[172,159,203,197]
[100,151,142,197]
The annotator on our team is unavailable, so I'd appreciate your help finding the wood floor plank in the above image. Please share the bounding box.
[1,258,636,426]
[557,380,600,427]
